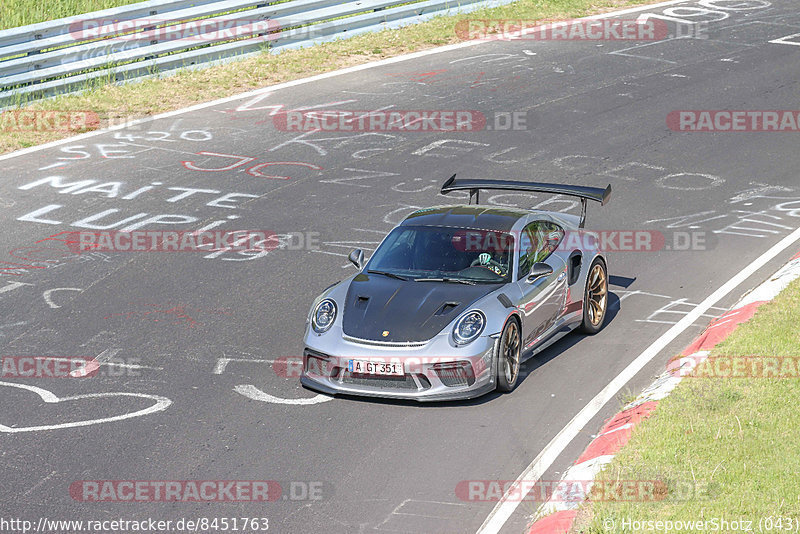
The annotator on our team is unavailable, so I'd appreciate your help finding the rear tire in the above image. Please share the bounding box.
[496,318,522,392]
[579,258,608,335]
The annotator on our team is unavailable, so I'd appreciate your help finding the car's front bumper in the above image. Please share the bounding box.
[300,331,498,402]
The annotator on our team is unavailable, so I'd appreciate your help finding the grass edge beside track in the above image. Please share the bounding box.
[1,0,145,31]
[570,277,800,532]
[0,0,663,155]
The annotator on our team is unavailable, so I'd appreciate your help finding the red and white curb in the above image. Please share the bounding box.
[526,249,800,534]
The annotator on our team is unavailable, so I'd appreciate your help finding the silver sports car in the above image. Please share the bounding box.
[301,177,611,401]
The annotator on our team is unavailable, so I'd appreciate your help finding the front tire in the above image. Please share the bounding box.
[496,318,522,392]
[579,258,608,334]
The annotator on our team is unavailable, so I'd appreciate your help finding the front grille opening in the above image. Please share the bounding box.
[433,362,475,387]
[341,372,419,390]
[304,351,336,378]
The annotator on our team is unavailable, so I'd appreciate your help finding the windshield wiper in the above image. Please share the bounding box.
[414,277,476,285]
[367,270,409,281]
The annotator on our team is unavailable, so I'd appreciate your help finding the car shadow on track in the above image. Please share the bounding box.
[318,291,622,408]
[520,289,622,373]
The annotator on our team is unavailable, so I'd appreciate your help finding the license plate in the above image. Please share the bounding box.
[348,359,404,376]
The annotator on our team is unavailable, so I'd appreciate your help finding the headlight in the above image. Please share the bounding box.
[453,310,485,345]
[311,299,337,333]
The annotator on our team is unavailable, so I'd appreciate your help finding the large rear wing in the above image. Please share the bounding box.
[440,175,611,228]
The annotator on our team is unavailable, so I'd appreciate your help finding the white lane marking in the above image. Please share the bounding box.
[0,381,172,433]
[0,0,688,163]
[634,298,728,325]
[0,281,33,295]
[213,357,275,374]
[37,162,68,170]
[770,33,800,46]
[0,321,27,338]
[69,348,121,378]
[42,287,82,309]
[477,225,800,534]
[41,356,162,371]
[377,499,468,530]
[234,384,333,405]
[22,470,57,497]
[608,39,680,64]
[352,228,389,234]
[310,249,349,258]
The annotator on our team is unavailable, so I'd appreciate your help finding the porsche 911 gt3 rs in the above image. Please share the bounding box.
[301,177,612,401]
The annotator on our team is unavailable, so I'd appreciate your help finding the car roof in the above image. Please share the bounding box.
[400,205,529,232]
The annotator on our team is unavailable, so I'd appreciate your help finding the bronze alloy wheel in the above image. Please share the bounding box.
[587,263,607,326]
[580,259,608,335]
[497,319,521,392]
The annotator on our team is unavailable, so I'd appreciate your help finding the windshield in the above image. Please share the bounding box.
[366,225,514,283]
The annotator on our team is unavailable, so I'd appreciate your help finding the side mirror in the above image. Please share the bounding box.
[348,248,364,270]
[526,262,553,283]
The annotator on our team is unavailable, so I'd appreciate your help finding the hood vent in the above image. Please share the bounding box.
[434,302,460,316]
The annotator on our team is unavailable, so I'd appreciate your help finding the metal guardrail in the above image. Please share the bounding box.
[0,0,516,107]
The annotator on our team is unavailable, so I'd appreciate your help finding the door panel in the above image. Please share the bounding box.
[513,220,568,348]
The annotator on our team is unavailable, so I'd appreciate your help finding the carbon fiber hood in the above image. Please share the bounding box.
[341,273,499,343]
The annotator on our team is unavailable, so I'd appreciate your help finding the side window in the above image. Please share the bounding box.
[517,226,536,277]
[518,221,565,277]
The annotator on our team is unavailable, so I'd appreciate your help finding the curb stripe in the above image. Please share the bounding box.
[529,511,577,534]
[681,301,762,356]
[488,227,800,534]
[575,402,658,464]
[597,402,657,436]
[527,247,800,533]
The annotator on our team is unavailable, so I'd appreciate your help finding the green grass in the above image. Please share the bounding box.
[0,0,659,154]
[0,0,146,30]
[573,277,800,532]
